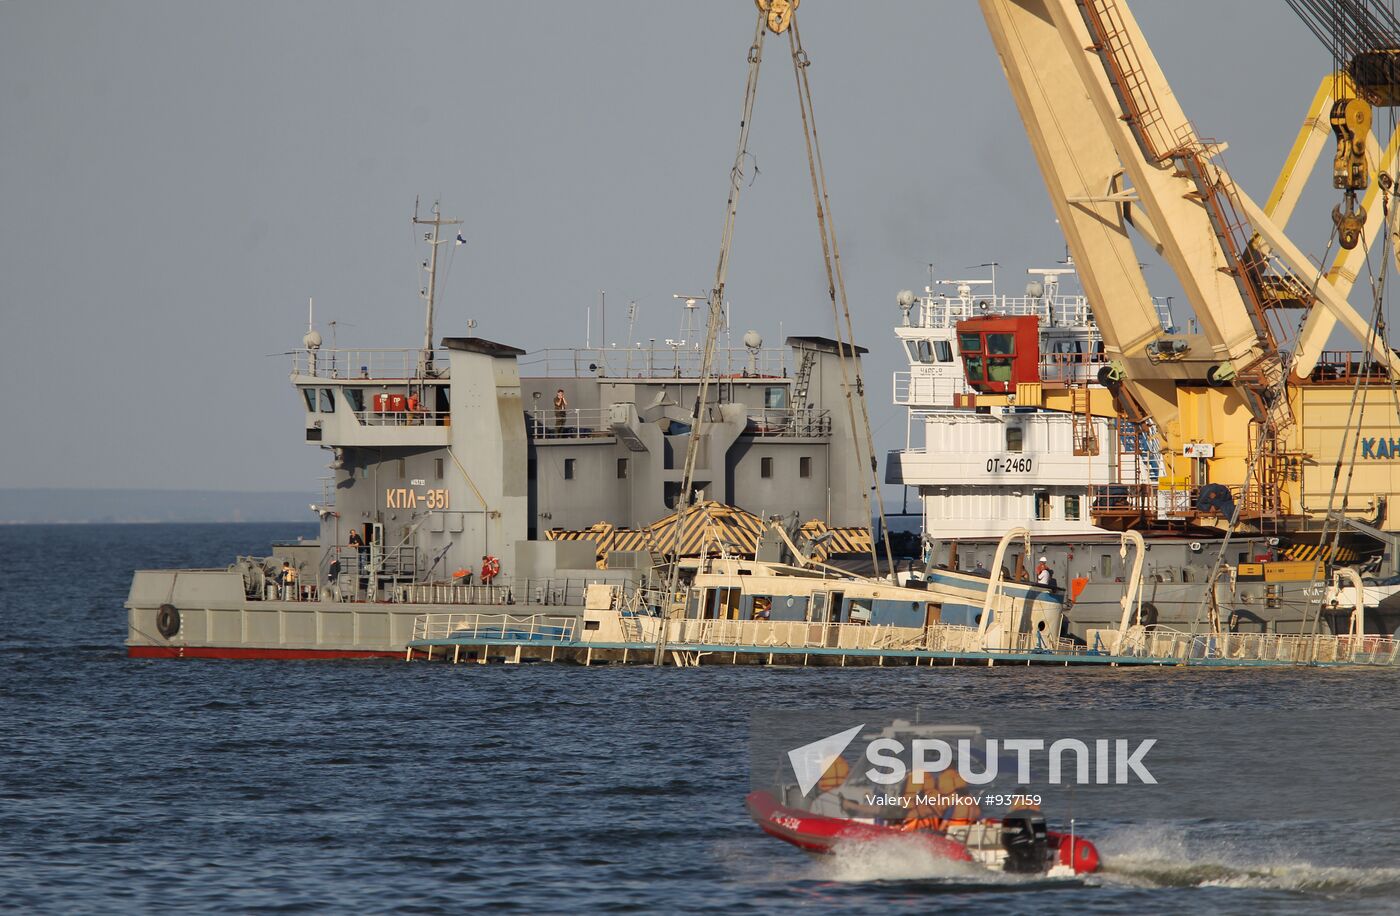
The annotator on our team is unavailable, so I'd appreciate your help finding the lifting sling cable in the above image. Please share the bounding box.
[657,11,768,663]
[1307,156,1400,636]
[1193,220,1378,638]
[787,16,896,577]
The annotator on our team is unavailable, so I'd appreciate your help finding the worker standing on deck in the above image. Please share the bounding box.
[327,557,341,602]
[553,388,568,434]
[349,529,368,593]
[281,562,298,600]
[1035,556,1052,587]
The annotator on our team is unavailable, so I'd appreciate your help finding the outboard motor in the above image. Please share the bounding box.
[1000,811,1049,873]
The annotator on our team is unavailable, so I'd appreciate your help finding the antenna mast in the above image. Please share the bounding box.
[412,198,462,375]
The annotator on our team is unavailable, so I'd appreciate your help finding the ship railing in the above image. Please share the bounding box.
[291,348,450,380]
[519,346,790,379]
[893,371,968,407]
[356,408,451,428]
[743,407,831,438]
[663,618,930,651]
[1090,482,1282,522]
[1037,351,1111,385]
[395,584,515,606]
[411,612,578,643]
[1119,626,1400,666]
[514,577,594,606]
[1307,350,1394,384]
[914,293,1172,332]
[654,619,1079,654]
[526,408,615,440]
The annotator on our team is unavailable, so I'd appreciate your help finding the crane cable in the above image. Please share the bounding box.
[787,15,896,578]
[1307,142,1400,636]
[1190,209,1344,636]
[655,11,768,664]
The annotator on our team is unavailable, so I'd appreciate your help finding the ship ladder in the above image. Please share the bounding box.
[1071,384,1099,456]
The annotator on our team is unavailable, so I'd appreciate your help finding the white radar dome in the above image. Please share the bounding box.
[896,290,916,309]
[743,330,763,350]
[303,329,323,349]
[1025,281,1044,298]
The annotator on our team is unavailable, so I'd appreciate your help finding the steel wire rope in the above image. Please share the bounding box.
[656,10,768,664]
[787,16,894,577]
[1307,126,1400,635]
[1191,165,1345,635]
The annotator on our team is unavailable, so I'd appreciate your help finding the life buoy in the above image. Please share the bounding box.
[481,555,502,583]
[156,604,181,639]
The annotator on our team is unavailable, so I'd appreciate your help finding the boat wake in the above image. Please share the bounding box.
[1093,824,1400,895]
[811,835,1087,891]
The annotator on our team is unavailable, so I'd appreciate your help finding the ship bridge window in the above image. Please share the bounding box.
[1006,427,1024,453]
[302,389,316,412]
[987,358,1013,383]
[1065,494,1081,521]
[319,388,336,412]
[345,388,365,413]
[987,333,1015,356]
[965,356,984,381]
[764,386,788,410]
[959,333,982,353]
[933,340,953,362]
[1034,491,1051,521]
[906,340,939,364]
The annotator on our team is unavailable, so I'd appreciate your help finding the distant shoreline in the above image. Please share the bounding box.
[0,519,320,526]
[0,488,320,525]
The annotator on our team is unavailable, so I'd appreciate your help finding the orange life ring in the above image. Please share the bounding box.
[481,556,501,583]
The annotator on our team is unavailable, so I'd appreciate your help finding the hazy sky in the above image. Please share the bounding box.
[0,1,1341,492]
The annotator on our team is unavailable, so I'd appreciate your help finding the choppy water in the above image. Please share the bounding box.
[2,523,1399,914]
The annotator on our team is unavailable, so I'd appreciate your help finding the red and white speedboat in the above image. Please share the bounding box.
[745,789,1101,876]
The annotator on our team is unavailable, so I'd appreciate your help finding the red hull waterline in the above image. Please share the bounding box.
[128,645,404,660]
[744,790,1100,874]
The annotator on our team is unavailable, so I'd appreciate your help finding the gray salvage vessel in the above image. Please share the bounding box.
[127,205,873,659]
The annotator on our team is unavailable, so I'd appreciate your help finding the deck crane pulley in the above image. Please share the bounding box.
[1332,95,1371,248]
[1286,0,1400,247]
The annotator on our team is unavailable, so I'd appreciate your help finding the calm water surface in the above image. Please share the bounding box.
[2,524,1398,914]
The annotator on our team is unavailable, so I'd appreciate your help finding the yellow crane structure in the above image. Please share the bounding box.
[973,0,1400,536]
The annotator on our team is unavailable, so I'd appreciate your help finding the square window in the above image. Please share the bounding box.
[986,333,1015,355]
[1006,427,1023,453]
[617,457,628,479]
[764,386,788,410]
[318,388,335,412]
[398,459,406,478]
[1034,492,1051,521]
[564,458,576,480]
[1064,494,1081,521]
[302,389,316,412]
[799,456,812,478]
[435,458,445,480]
[761,456,773,479]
